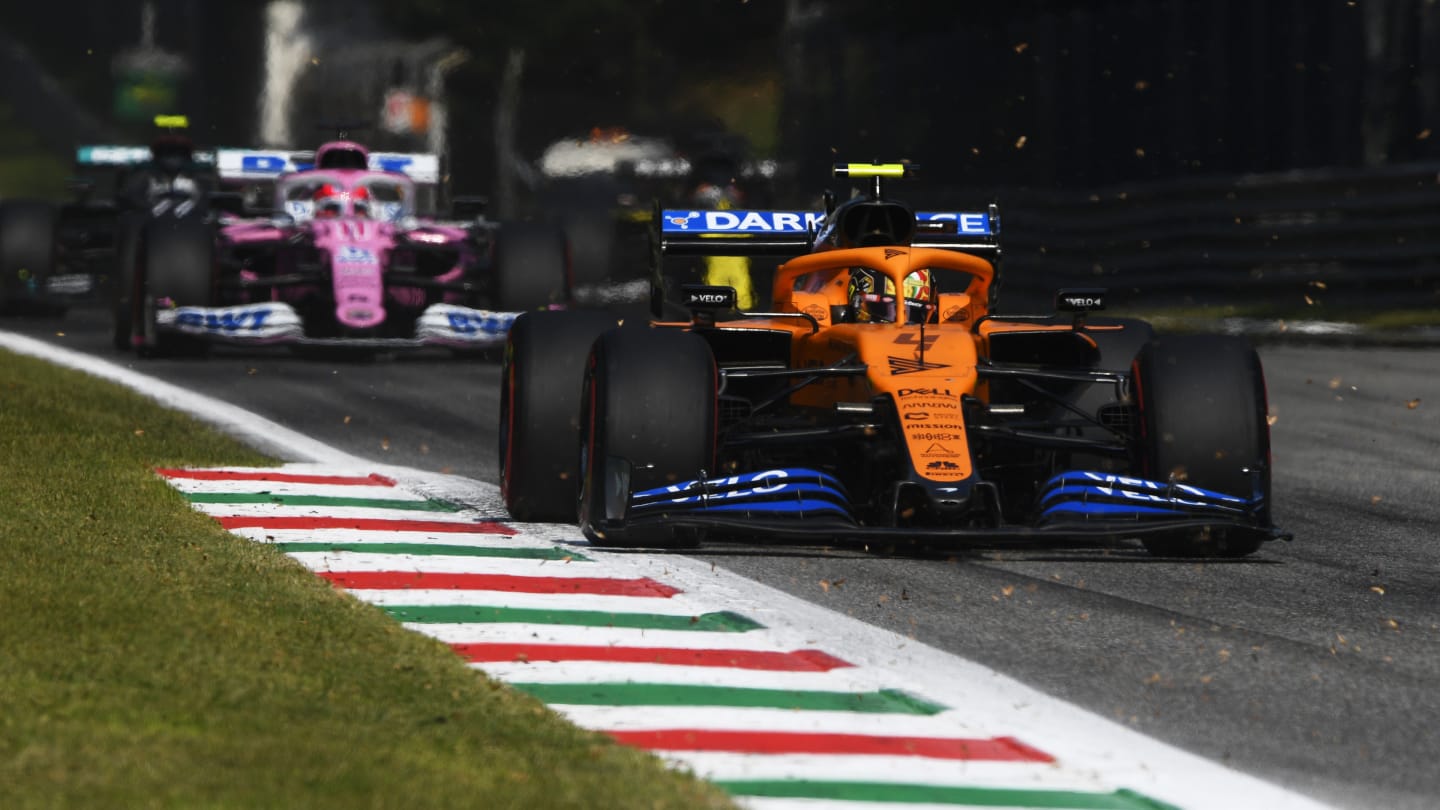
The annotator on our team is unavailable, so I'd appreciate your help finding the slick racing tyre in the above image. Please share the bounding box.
[1133,334,1271,558]
[560,210,615,289]
[499,309,621,522]
[492,222,570,311]
[0,201,58,314]
[579,326,717,548]
[111,213,145,351]
[1085,317,1155,378]
[138,217,215,357]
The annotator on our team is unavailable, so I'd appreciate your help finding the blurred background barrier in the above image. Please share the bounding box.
[4,0,1440,317]
[973,162,1440,311]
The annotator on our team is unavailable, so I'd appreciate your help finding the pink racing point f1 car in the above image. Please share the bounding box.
[115,140,570,356]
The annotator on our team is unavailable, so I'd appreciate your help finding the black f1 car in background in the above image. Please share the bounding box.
[0,116,224,317]
[499,162,1287,558]
[535,125,779,299]
[0,115,241,317]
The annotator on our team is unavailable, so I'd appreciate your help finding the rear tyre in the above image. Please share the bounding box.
[0,201,58,314]
[579,327,717,548]
[1086,317,1156,376]
[1133,334,1271,557]
[138,217,215,357]
[492,222,570,311]
[1067,317,1155,469]
[561,211,616,289]
[499,309,621,522]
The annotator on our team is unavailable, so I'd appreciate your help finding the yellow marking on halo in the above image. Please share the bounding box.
[154,114,189,129]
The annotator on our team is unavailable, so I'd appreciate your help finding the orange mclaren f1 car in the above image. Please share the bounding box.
[499,163,1286,557]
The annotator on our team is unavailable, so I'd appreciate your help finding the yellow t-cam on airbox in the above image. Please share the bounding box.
[834,162,911,179]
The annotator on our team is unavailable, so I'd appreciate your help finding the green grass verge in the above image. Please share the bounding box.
[0,349,734,810]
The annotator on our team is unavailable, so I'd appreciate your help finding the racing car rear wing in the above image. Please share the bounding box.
[212,149,442,184]
[651,201,1004,318]
[75,146,217,167]
[655,204,1002,257]
[657,207,817,257]
[75,146,442,186]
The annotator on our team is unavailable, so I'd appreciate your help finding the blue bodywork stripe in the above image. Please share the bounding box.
[1038,484,1249,512]
[632,469,848,502]
[1036,470,1262,524]
[632,481,848,508]
[1041,502,1192,519]
[629,468,853,520]
[643,499,854,518]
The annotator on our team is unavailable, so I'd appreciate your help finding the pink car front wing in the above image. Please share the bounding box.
[157,214,524,350]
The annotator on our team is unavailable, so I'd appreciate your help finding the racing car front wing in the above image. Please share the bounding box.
[595,466,1288,549]
[153,302,519,350]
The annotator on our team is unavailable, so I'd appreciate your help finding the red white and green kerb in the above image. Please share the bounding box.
[157,465,1281,810]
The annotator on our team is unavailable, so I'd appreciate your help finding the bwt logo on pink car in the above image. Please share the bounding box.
[445,311,518,335]
[334,245,378,265]
[175,308,274,331]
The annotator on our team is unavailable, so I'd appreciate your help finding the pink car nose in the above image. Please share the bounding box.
[321,231,389,329]
[335,300,386,329]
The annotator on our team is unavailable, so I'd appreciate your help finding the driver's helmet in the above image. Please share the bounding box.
[846,268,933,324]
[900,269,933,324]
[313,183,345,218]
[846,268,896,323]
[349,185,372,218]
[692,181,741,211]
[150,132,194,175]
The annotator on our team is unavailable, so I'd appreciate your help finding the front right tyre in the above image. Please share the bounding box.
[579,326,717,548]
[136,216,216,357]
[499,309,621,522]
[1133,334,1272,557]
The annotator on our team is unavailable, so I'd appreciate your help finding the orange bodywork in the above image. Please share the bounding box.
[655,247,992,483]
[656,246,1127,486]
[775,248,994,482]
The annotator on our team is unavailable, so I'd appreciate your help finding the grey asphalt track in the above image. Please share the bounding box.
[7,308,1439,809]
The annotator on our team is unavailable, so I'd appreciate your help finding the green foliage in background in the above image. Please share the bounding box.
[0,104,70,200]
